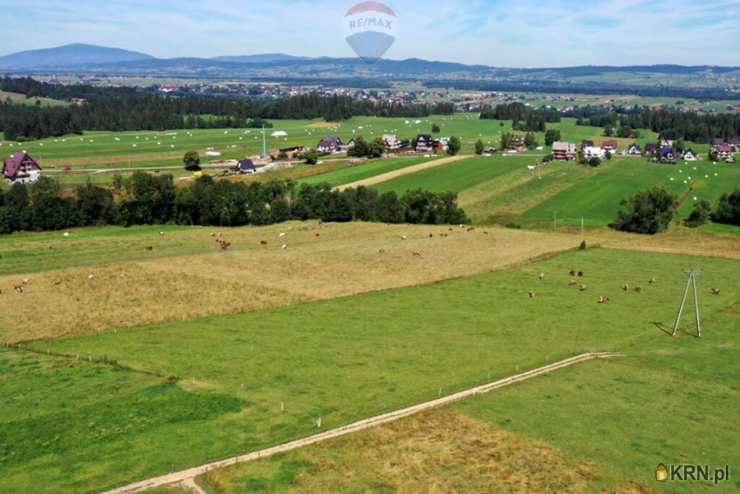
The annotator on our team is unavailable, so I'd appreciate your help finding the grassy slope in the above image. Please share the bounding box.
[371,155,534,195]
[4,248,734,493]
[299,156,432,187]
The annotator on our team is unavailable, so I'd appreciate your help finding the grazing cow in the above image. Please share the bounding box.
[649,277,657,285]
[14,285,24,294]
[315,233,321,238]
[281,244,288,250]
[467,227,475,232]
[483,231,489,235]
[401,235,408,240]
[710,288,721,295]
[145,246,153,251]
[260,240,268,245]
[598,296,610,304]
[528,291,536,299]
[429,233,434,238]
[623,284,629,292]
[219,240,232,251]
[539,273,545,281]
[569,278,578,286]
[412,252,422,258]
[578,271,584,277]
[279,233,286,238]
[210,233,216,237]
[22,278,30,285]
[378,249,386,254]
[634,285,642,292]
[579,284,588,291]
[569,270,576,276]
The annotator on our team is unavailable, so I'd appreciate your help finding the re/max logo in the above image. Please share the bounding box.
[348,17,393,31]
[658,464,731,485]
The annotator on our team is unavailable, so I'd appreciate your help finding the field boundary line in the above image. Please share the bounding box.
[335,154,472,190]
[101,351,623,494]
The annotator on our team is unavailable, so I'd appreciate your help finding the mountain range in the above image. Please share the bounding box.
[1,44,739,93]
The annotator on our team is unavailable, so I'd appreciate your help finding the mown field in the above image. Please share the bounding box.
[0,245,735,494]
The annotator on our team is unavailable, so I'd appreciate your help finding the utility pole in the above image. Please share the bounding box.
[672,269,702,338]
[261,125,267,160]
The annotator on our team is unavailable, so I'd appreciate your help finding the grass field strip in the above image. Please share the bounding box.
[102,352,623,494]
[335,154,472,190]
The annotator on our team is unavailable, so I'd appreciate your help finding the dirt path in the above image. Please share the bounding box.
[101,352,622,494]
[335,154,472,190]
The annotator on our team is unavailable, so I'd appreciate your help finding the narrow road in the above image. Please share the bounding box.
[335,154,472,190]
[101,352,622,494]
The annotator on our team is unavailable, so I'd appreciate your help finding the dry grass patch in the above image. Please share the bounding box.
[0,223,579,342]
[201,408,646,494]
[336,155,472,190]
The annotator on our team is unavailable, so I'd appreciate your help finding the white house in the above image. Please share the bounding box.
[583,146,606,160]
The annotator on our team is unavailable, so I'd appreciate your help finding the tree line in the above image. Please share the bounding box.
[569,106,740,143]
[480,103,561,132]
[611,187,740,234]
[0,174,469,234]
[0,92,454,141]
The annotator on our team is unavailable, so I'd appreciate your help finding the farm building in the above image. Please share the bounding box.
[626,143,642,156]
[3,152,42,184]
[682,149,699,161]
[644,144,658,156]
[727,137,740,152]
[271,146,306,161]
[552,141,577,161]
[581,140,595,149]
[317,137,343,154]
[235,159,257,174]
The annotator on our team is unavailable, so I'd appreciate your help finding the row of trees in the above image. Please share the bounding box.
[0,91,455,140]
[480,103,561,132]
[571,105,740,143]
[611,188,740,234]
[0,175,469,234]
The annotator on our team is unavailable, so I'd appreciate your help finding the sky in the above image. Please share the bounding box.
[2,0,740,67]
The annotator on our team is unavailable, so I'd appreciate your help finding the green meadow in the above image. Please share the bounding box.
[1,248,735,493]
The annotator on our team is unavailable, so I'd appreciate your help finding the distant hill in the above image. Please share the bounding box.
[212,53,312,64]
[0,43,154,69]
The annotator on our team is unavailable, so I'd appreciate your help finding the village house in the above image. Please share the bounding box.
[602,139,618,154]
[714,144,734,162]
[583,146,606,160]
[317,137,343,154]
[278,146,306,160]
[383,134,401,150]
[644,143,658,157]
[3,152,42,184]
[415,134,435,153]
[581,140,595,149]
[552,141,577,161]
[682,149,699,161]
[658,146,677,164]
[728,137,740,152]
[510,135,526,151]
[626,143,642,156]
[235,159,257,174]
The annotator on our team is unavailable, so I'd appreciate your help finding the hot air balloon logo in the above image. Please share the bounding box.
[343,2,399,59]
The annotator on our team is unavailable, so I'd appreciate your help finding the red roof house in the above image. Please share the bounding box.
[3,152,42,184]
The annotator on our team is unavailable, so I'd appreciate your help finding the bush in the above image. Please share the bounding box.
[303,150,320,165]
[474,140,484,155]
[611,188,678,234]
[588,157,602,167]
[544,129,561,146]
[183,151,201,171]
[685,200,712,228]
[431,123,441,133]
[447,136,462,156]
[711,189,740,226]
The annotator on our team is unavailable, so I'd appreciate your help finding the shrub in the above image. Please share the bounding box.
[474,139,484,155]
[685,200,712,228]
[711,189,740,226]
[432,123,441,133]
[611,188,678,234]
[447,136,462,156]
[183,151,201,171]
